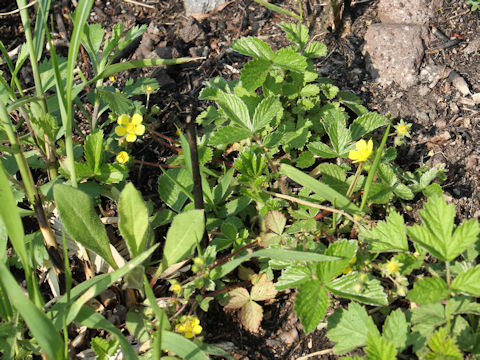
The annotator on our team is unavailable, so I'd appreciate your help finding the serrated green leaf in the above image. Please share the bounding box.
[408,277,448,305]
[118,183,150,258]
[323,108,350,155]
[281,117,312,150]
[240,59,271,92]
[451,265,480,296]
[424,327,463,360]
[317,240,357,281]
[382,309,409,351]
[393,182,414,200]
[407,195,479,261]
[278,23,309,49]
[308,141,338,158]
[349,112,388,141]
[295,281,328,333]
[300,84,320,97]
[360,211,408,252]
[231,36,274,60]
[365,333,397,360]
[327,272,387,306]
[319,81,339,99]
[265,210,286,235]
[296,151,315,168]
[252,96,282,132]
[209,126,251,146]
[54,184,117,268]
[216,92,252,130]
[272,47,307,72]
[161,210,204,271]
[280,164,361,214]
[410,303,446,337]
[304,41,327,58]
[327,302,380,354]
[82,23,105,61]
[84,129,103,173]
[338,90,368,116]
[276,265,311,290]
[97,88,133,114]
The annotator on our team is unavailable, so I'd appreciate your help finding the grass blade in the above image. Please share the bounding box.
[0,262,65,360]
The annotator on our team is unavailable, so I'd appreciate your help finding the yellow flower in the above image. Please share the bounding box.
[170,283,182,294]
[384,258,402,276]
[145,85,154,94]
[175,316,202,339]
[116,151,129,164]
[394,119,412,138]
[348,139,373,163]
[109,75,116,82]
[115,113,145,142]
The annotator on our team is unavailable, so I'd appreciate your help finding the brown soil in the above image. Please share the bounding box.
[1,0,479,358]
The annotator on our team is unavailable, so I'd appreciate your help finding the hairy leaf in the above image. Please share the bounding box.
[295,281,328,333]
[327,272,387,306]
[242,300,263,332]
[327,302,380,354]
[452,265,480,296]
[360,211,408,252]
[408,277,448,305]
[304,41,327,58]
[272,48,307,72]
[365,333,397,360]
[252,96,282,132]
[240,59,271,92]
[382,309,409,351]
[231,36,274,60]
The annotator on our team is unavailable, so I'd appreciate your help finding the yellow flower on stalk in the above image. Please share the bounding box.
[394,119,412,138]
[115,114,145,142]
[170,283,182,294]
[348,139,373,163]
[144,85,154,94]
[175,316,202,339]
[109,75,116,82]
[116,151,129,164]
[383,258,402,276]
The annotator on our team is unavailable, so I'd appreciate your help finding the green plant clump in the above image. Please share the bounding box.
[0,0,478,359]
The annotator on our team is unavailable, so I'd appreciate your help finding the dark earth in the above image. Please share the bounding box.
[1,0,479,358]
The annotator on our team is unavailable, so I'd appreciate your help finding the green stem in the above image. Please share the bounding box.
[445,260,451,333]
[0,103,36,205]
[346,163,363,199]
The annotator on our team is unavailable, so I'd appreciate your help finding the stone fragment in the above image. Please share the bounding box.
[363,24,425,88]
[183,0,226,16]
[179,19,206,44]
[377,0,431,24]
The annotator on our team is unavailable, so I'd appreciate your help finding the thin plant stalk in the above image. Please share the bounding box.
[17,0,58,180]
[0,101,64,272]
[360,124,391,212]
[346,163,363,199]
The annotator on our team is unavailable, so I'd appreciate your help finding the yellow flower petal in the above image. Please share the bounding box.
[348,139,373,163]
[115,125,127,136]
[117,114,130,126]
[131,113,143,125]
[116,151,129,164]
[134,124,145,136]
[126,133,137,142]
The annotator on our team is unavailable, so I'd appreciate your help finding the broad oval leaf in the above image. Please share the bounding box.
[54,184,117,268]
[119,183,150,258]
[161,209,205,272]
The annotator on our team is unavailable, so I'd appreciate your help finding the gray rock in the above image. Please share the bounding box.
[179,19,206,44]
[363,24,426,88]
[377,0,432,24]
[183,0,225,16]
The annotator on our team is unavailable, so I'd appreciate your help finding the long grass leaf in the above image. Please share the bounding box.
[0,262,65,360]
